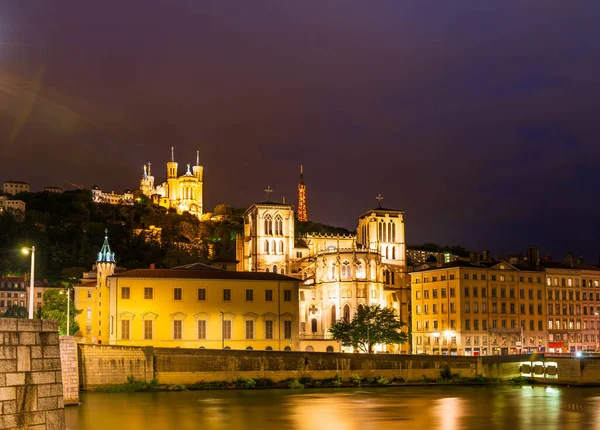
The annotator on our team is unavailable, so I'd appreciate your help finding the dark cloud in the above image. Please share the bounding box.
[1,0,600,260]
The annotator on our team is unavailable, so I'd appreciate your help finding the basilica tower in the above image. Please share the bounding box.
[167,147,179,201]
[297,165,308,222]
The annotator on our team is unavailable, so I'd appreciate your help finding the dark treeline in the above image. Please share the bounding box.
[0,190,245,283]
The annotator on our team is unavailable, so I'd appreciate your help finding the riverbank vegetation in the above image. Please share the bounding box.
[91,372,532,393]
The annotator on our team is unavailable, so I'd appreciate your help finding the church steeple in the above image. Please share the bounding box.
[297,165,308,222]
[97,229,116,263]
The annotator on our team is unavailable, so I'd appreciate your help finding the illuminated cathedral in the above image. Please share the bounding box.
[139,147,204,218]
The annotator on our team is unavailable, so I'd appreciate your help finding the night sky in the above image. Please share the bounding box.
[2,1,600,261]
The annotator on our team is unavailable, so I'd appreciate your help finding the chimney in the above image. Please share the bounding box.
[565,252,574,268]
[527,247,539,270]
[482,250,490,262]
[149,263,155,270]
[469,252,480,265]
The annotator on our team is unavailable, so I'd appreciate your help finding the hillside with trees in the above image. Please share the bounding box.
[0,190,349,284]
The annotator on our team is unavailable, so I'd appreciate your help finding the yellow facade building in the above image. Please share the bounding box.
[75,235,301,351]
[411,252,600,355]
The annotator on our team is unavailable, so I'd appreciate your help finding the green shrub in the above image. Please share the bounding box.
[440,365,452,380]
[376,376,389,386]
[127,375,136,384]
[350,374,362,387]
[288,379,304,389]
[421,375,433,383]
[244,378,257,389]
[299,377,314,388]
[255,378,273,387]
[333,374,343,388]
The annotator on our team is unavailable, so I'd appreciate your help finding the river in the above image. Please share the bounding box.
[65,385,600,430]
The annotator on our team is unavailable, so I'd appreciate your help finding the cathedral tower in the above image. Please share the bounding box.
[192,150,204,216]
[297,165,308,222]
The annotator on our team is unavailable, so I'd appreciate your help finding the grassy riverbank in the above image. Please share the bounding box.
[92,369,531,393]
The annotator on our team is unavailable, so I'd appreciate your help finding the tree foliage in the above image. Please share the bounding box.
[329,304,408,353]
[1,306,29,319]
[39,289,81,336]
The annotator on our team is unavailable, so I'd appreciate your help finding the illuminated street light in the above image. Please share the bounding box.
[60,288,71,336]
[21,246,35,319]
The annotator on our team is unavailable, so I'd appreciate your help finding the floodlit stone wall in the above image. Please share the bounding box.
[58,337,79,405]
[0,319,65,430]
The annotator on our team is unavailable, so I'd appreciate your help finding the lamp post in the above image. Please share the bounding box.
[60,288,71,336]
[220,311,225,349]
[21,246,35,319]
[594,312,600,351]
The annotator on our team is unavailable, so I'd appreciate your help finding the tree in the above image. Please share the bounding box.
[329,304,408,353]
[39,289,81,336]
[1,306,28,319]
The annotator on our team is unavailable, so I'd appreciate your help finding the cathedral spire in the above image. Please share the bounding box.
[196,150,200,166]
[297,165,308,222]
[171,146,174,162]
[148,162,151,175]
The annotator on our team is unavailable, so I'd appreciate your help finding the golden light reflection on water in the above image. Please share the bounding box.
[67,387,600,430]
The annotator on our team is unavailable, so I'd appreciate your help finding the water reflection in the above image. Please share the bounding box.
[66,386,600,430]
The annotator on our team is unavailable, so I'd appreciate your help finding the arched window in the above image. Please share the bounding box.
[280,268,285,275]
[265,240,269,254]
[264,214,273,235]
[266,267,269,272]
[311,318,318,333]
[378,221,383,242]
[326,346,334,352]
[388,222,392,242]
[331,305,337,325]
[356,262,366,279]
[330,264,336,280]
[246,346,253,350]
[383,221,387,242]
[392,246,396,260]
[343,304,350,322]
[305,346,314,352]
[370,260,377,280]
[273,265,277,273]
[279,240,284,255]
[341,261,351,279]
[275,215,283,235]
[384,270,390,285]
[391,222,396,242]
[284,346,292,351]
[266,346,273,351]
[385,246,389,259]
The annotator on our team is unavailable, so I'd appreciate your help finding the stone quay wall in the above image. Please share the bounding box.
[58,337,78,405]
[78,344,154,390]
[80,345,491,388]
[0,319,65,430]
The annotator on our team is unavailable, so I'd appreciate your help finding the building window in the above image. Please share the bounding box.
[222,320,232,340]
[274,215,283,235]
[223,289,231,301]
[264,214,273,235]
[144,320,153,340]
[174,288,182,301]
[121,287,130,299]
[198,288,206,301]
[265,320,274,339]
[311,318,317,333]
[173,320,182,340]
[246,289,254,302]
[37,292,42,299]
[265,289,273,301]
[245,320,254,340]
[284,320,292,339]
[144,287,153,300]
[284,290,292,301]
[197,320,206,340]
[121,320,130,340]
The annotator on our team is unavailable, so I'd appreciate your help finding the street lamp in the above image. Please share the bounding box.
[21,246,35,319]
[60,288,71,336]
[595,312,600,352]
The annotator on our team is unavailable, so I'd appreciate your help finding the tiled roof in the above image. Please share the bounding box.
[111,269,299,282]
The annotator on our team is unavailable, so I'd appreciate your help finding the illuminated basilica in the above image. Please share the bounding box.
[139,147,204,218]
